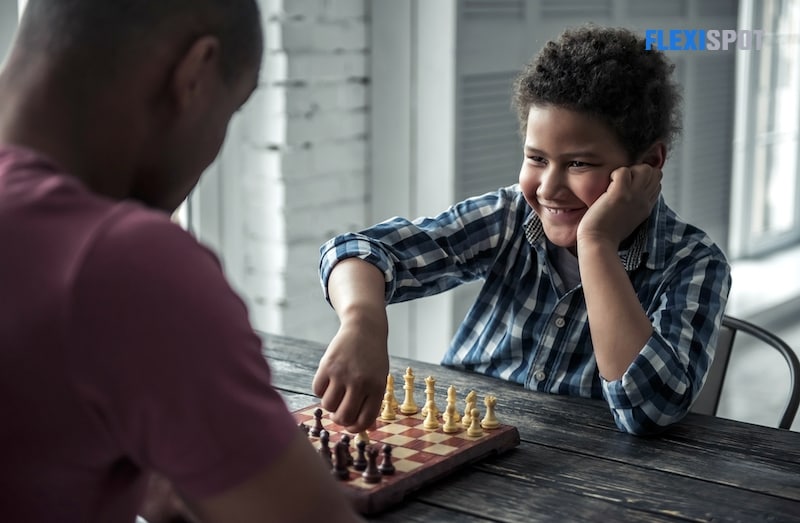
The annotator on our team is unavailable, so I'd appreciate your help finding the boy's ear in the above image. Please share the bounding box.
[637,142,667,169]
[170,35,221,111]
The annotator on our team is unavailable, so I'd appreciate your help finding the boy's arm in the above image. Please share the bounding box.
[313,258,390,433]
[577,164,663,381]
[315,187,525,432]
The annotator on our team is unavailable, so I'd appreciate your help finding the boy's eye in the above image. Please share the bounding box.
[568,160,592,168]
[527,156,546,164]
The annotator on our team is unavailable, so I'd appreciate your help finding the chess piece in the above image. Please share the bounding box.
[442,402,460,433]
[400,367,418,414]
[423,399,440,430]
[381,389,397,420]
[446,385,461,423]
[379,444,395,475]
[421,375,439,418]
[386,374,399,412]
[340,434,353,466]
[463,390,477,427]
[355,430,370,445]
[332,441,350,480]
[298,422,309,436]
[362,446,382,484]
[311,407,324,437]
[353,439,367,471]
[319,429,333,467]
[481,394,500,430]
[467,408,483,437]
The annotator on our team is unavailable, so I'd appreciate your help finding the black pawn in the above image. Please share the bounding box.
[332,441,350,480]
[318,429,332,469]
[340,434,354,466]
[379,444,395,475]
[361,446,382,484]
[353,439,367,471]
[298,422,309,436]
[310,408,324,437]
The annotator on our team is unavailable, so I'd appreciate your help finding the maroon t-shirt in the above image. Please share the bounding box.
[0,145,296,522]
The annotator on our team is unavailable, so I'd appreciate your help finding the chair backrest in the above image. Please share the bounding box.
[692,315,800,429]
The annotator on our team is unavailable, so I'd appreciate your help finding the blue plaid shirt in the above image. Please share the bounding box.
[319,185,731,435]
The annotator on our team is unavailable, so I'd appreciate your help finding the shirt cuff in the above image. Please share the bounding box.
[319,234,396,304]
[600,332,690,410]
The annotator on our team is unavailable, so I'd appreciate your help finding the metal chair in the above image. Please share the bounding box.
[692,315,800,429]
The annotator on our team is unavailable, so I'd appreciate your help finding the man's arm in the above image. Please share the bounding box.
[188,431,365,523]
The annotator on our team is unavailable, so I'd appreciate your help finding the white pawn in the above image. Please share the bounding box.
[423,400,439,430]
[467,408,483,437]
[481,395,500,430]
[442,402,460,433]
[381,389,397,420]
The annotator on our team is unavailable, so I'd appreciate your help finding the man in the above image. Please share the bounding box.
[0,1,363,522]
[315,26,731,437]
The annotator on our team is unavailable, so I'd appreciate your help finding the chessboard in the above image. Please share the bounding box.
[293,403,520,515]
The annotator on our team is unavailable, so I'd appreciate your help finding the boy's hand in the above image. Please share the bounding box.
[577,163,662,248]
[312,321,389,433]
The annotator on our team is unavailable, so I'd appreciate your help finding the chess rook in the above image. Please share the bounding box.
[481,395,500,430]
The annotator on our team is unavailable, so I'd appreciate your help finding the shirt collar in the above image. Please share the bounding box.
[522,196,667,272]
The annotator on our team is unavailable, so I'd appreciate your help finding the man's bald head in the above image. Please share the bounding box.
[13,0,263,85]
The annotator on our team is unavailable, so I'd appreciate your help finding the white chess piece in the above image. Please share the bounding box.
[442,402,460,433]
[467,408,483,437]
[447,385,461,423]
[381,389,397,420]
[481,395,500,429]
[400,367,418,414]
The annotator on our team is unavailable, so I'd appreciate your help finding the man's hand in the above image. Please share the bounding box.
[312,321,389,433]
[577,163,662,248]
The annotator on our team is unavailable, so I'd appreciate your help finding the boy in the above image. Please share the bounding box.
[315,26,731,436]
[0,1,363,522]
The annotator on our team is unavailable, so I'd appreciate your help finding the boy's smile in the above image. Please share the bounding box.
[518,105,630,255]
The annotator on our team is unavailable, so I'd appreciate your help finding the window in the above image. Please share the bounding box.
[730,0,800,258]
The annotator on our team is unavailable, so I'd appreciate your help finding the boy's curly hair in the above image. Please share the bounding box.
[513,25,682,160]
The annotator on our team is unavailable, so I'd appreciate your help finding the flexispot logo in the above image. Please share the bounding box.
[645,29,764,51]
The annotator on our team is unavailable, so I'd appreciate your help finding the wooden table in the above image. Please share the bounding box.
[261,333,800,522]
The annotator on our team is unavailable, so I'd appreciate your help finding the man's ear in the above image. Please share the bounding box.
[637,142,667,169]
[170,35,221,111]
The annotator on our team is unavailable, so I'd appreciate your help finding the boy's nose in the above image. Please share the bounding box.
[537,166,566,200]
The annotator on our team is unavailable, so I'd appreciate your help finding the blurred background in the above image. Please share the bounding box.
[2,0,798,430]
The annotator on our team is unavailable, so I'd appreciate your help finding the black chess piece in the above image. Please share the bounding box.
[378,443,395,475]
[332,441,350,480]
[340,434,354,466]
[353,439,367,471]
[318,429,332,469]
[361,446,382,484]
[298,422,309,436]
[310,408,324,437]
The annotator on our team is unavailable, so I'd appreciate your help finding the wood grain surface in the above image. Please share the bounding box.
[262,332,800,522]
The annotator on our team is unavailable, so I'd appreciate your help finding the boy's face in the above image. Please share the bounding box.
[518,105,629,254]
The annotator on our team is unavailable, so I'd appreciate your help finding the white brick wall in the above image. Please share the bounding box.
[233,0,370,343]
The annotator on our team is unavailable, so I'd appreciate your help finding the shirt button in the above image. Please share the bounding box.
[534,369,546,382]
[555,317,566,328]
